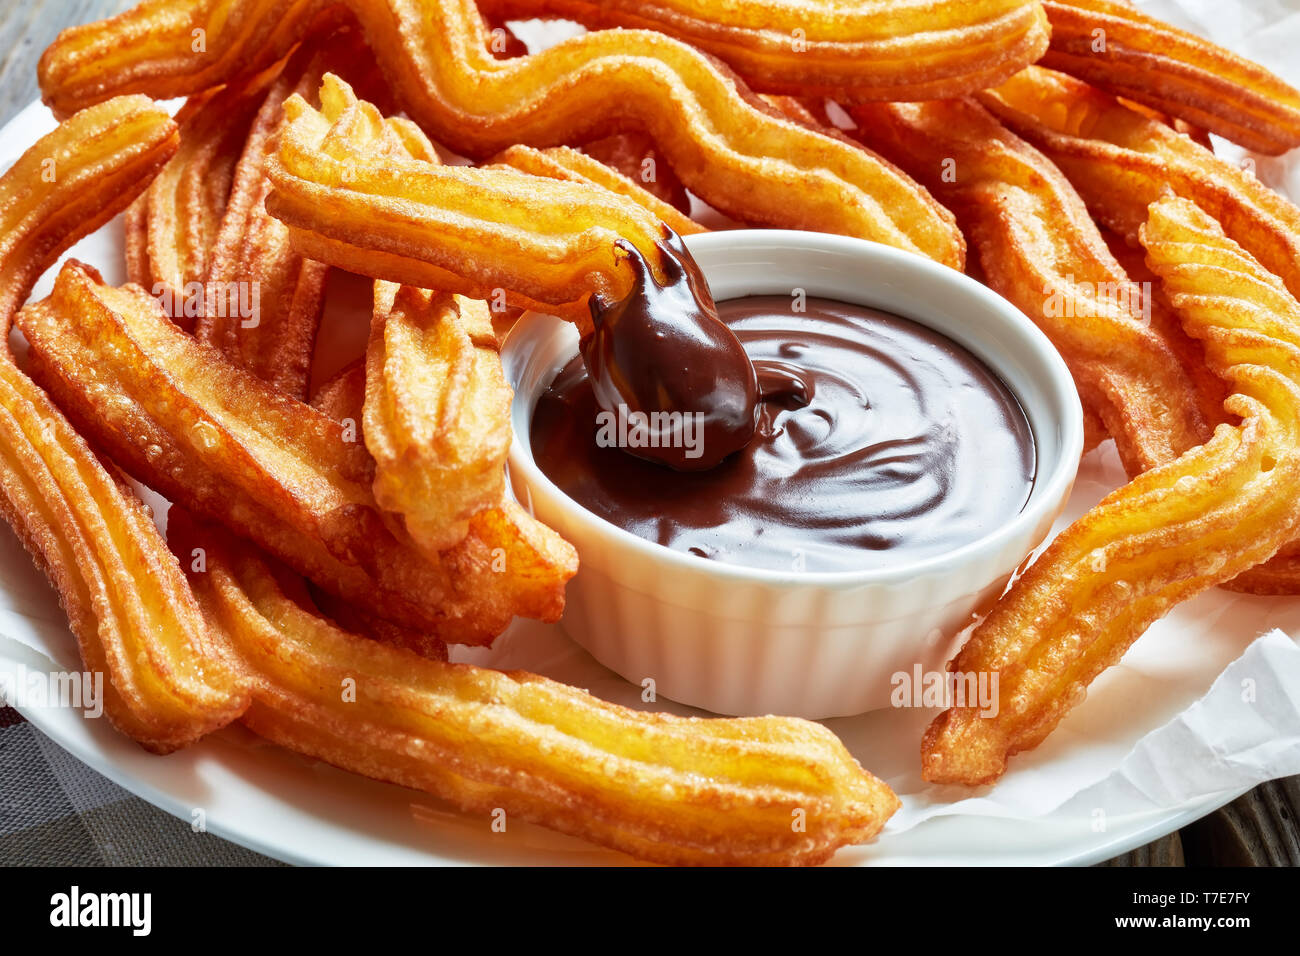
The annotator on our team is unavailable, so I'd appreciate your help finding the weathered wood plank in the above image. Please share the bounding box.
[0,0,133,124]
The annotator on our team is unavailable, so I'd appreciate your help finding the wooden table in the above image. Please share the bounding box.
[3,0,1297,868]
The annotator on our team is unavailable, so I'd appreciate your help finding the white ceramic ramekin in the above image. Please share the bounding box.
[501,230,1082,719]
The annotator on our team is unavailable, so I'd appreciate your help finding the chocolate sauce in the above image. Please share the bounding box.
[584,231,758,470]
[533,295,1037,573]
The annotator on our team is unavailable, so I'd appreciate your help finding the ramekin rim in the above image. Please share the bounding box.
[503,229,1084,590]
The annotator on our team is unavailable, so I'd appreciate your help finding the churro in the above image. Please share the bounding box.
[124,70,276,331]
[478,0,1050,102]
[489,144,702,239]
[366,282,510,553]
[0,99,248,753]
[1042,0,1300,154]
[172,510,899,866]
[924,196,1300,784]
[18,261,574,643]
[39,0,964,267]
[849,97,1210,477]
[979,67,1300,303]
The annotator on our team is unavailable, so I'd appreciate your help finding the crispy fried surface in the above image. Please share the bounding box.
[981,67,1300,302]
[1102,229,1231,433]
[196,29,397,400]
[17,261,573,644]
[172,511,898,865]
[1042,0,1300,154]
[923,196,1300,785]
[366,282,511,554]
[0,369,251,753]
[477,0,1049,102]
[124,71,276,331]
[39,0,964,268]
[277,92,564,557]
[981,66,1300,591]
[849,97,1210,478]
[0,97,173,330]
[0,99,249,752]
[193,47,337,398]
[489,144,703,239]
[266,76,686,321]
[309,347,578,628]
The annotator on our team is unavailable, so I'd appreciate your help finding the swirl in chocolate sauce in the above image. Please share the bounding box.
[534,295,1037,573]
[583,230,759,470]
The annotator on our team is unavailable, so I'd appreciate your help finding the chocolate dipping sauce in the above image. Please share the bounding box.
[532,295,1037,573]
[584,231,759,471]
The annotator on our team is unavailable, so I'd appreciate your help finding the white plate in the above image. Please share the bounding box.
[0,97,1289,866]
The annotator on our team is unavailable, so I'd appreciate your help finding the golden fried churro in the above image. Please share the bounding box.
[38,1,349,118]
[18,261,574,643]
[979,67,1300,303]
[195,56,330,398]
[266,76,688,320]
[848,98,1210,477]
[197,29,395,400]
[923,195,1300,785]
[478,0,1050,102]
[124,71,276,330]
[1101,229,1229,432]
[0,99,249,752]
[171,510,898,865]
[0,98,173,329]
[366,282,510,554]
[0,378,250,754]
[307,346,577,627]
[978,68,1300,590]
[306,358,467,659]
[488,144,703,239]
[39,0,963,266]
[1042,0,1300,154]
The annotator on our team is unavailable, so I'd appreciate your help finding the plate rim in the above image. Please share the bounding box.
[0,96,1271,867]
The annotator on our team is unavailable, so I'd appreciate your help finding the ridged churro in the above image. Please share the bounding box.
[18,261,574,643]
[980,67,1300,590]
[0,99,249,753]
[1101,229,1230,433]
[1042,0,1300,154]
[979,67,1300,303]
[489,144,703,239]
[124,71,276,331]
[172,510,899,866]
[366,282,510,554]
[195,52,329,397]
[266,76,692,321]
[849,97,1210,478]
[478,0,1050,102]
[39,0,963,267]
[1,98,172,329]
[924,195,1300,785]
[197,29,398,400]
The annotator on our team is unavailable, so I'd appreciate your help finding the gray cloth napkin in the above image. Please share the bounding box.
[0,707,278,866]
